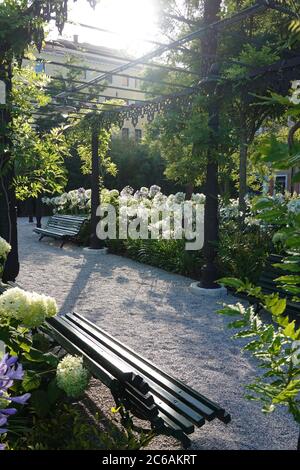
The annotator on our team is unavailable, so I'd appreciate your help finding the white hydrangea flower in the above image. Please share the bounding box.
[109,189,119,198]
[174,192,185,204]
[149,185,161,198]
[290,81,300,104]
[56,355,90,398]
[139,187,149,197]
[0,287,58,327]
[0,236,11,260]
[152,193,167,206]
[191,193,206,204]
[120,186,134,197]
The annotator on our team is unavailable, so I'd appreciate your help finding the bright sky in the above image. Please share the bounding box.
[48,0,162,56]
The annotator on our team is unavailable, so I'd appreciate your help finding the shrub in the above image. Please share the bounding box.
[7,402,154,450]
[217,220,272,282]
[124,238,203,278]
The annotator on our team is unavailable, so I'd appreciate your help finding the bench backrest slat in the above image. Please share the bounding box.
[45,215,87,234]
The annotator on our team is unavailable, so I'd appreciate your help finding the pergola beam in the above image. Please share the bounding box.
[37,57,199,77]
[63,24,175,48]
[44,71,196,91]
[56,1,269,98]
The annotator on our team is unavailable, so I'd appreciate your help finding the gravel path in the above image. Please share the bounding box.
[17,217,298,450]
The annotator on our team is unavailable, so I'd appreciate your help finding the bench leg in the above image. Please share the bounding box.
[60,240,65,249]
[39,235,44,242]
[254,302,262,314]
[151,419,191,449]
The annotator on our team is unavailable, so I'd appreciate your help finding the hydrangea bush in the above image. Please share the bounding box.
[42,186,300,280]
[42,188,92,215]
[0,286,91,448]
[42,185,206,223]
[0,287,58,328]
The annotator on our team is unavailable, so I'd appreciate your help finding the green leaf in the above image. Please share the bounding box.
[30,390,51,418]
[228,319,248,329]
[218,277,245,289]
[47,379,62,405]
[282,321,299,340]
[243,340,263,351]
[18,341,32,353]
[274,262,300,273]
[265,297,286,316]
[22,370,41,392]
[233,330,257,339]
[32,333,50,352]
[273,380,300,404]
[275,275,300,285]
[284,236,300,249]
[218,306,242,316]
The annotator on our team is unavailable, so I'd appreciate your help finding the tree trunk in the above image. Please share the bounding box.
[0,62,19,282]
[200,0,221,289]
[239,125,248,215]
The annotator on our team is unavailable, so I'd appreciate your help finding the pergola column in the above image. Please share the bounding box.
[0,63,19,282]
[89,121,104,249]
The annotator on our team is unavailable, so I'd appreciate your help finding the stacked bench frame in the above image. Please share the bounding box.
[257,254,300,317]
[46,312,231,447]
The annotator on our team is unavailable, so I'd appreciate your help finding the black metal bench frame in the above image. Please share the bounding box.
[232,254,300,318]
[33,214,88,248]
[46,312,231,448]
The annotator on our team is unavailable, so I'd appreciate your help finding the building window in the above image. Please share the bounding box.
[122,128,129,139]
[135,129,142,141]
[135,78,140,89]
[35,62,45,74]
[122,76,130,87]
[275,174,287,194]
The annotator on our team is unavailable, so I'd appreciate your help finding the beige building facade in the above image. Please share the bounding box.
[31,37,147,140]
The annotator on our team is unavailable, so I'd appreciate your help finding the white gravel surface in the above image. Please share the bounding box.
[17,217,298,450]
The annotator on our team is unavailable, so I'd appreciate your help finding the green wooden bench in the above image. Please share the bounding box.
[46,312,231,448]
[33,214,88,248]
